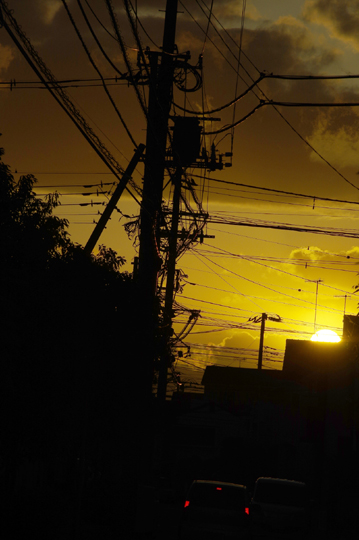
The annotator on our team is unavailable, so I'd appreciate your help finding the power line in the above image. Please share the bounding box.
[203,97,359,137]
[78,0,124,77]
[189,250,348,314]
[267,100,359,108]
[190,0,359,192]
[105,0,148,119]
[83,0,118,42]
[198,244,359,291]
[207,228,359,260]
[0,0,146,204]
[205,196,359,215]
[266,73,359,81]
[206,215,359,239]
[123,0,151,111]
[37,191,110,197]
[179,302,348,332]
[16,171,121,175]
[203,103,264,135]
[0,77,129,87]
[181,283,356,318]
[173,75,264,115]
[32,181,115,187]
[127,0,160,49]
[61,0,138,148]
[191,247,264,311]
[192,174,359,205]
[231,0,246,157]
[180,0,244,75]
[195,247,358,273]
[198,188,359,212]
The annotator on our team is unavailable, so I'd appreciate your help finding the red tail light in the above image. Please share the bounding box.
[184,500,190,508]
[245,507,249,515]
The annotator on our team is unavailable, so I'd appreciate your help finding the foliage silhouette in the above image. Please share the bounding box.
[0,143,142,538]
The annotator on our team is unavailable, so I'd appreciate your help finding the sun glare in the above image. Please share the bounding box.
[311,329,341,343]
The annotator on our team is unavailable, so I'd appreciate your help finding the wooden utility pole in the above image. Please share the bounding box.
[306,279,323,333]
[258,313,267,370]
[157,166,182,400]
[137,0,179,397]
[84,144,145,255]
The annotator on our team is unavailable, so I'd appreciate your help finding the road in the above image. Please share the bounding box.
[133,499,358,540]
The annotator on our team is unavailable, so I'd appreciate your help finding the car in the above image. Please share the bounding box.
[250,477,310,533]
[178,479,250,539]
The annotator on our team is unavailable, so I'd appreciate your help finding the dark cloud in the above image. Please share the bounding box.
[302,0,359,49]
[244,18,339,75]
[232,17,359,169]
[2,2,359,182]
[0,44,14,75]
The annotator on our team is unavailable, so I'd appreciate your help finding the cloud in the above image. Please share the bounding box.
[217,331,257,349]
[244,15,339,74]
[346,247,359,258]
[38,0,62,25]
[177,29,206,56]
[239,16,359,170]
[290,246,337,262]
[288,247,359,286]
[209,0,263,24]
[302,0,359,51]
[0,44,15,75]
[205,331,259,367]
[306,106,359,168]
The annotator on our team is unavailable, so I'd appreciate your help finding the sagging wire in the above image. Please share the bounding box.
[80,0,124,76]
[230,0,246,161]
[193,0,359,193]
[128,0,161,49]
[62,0,138,148]
[123,0,151,105]
[173,75,264,115]
[105,0,148,119]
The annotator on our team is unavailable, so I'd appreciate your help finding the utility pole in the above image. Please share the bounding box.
[157,165,182,400]
[137,0,179,398]
[335,294,351,321]
[250,312,281,370]
[306,279,323,333]
[84,144,145,255]
[258,313,267,370]
[137,1,225,399]
[157,117,204,399]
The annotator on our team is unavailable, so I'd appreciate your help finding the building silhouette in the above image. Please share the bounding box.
[169,315,359,528]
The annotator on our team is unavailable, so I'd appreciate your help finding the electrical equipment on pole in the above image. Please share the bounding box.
[136,0,180,400]
[136,0,232,399]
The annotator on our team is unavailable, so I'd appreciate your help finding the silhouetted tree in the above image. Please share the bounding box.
[0,143,141,538]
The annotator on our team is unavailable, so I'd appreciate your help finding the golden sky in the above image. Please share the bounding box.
[2,0,359,392]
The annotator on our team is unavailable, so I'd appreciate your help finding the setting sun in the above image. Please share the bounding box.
[311,330,341,343]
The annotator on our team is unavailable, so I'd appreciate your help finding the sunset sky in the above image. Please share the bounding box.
[2,0,359,393]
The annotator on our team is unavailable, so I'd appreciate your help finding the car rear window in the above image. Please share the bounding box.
[189,483,246,510]
[254,482,307,507]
